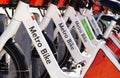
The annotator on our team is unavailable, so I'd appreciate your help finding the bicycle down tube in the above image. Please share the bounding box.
[39,2,90,63]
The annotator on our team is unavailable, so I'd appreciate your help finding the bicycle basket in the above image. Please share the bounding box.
[30,0,45,6]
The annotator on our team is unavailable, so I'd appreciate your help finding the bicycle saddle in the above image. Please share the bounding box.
[100,0,120,14]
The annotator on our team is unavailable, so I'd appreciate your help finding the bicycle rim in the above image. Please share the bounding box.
[0,38,29,78]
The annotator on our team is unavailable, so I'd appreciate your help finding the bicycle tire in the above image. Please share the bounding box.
[0,38,29,78]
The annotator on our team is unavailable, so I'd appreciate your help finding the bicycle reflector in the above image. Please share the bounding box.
[0,0,10,4]
[30,0,44,6]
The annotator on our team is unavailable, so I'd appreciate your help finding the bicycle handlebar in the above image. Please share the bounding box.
[101,15,117,21]
[100,0,120,14]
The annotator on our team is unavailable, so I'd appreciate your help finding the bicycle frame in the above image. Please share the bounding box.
[0,1,90,78]
[54,6,97,54]
[83,10,103,36]
[53,5,118,55]
[0,1,119,78]
[79,8,120,72]
[85,10,120,43]
[53,4,120,76]
[78,8,120,74]
[39,4,91,63]
[84,10,120,55]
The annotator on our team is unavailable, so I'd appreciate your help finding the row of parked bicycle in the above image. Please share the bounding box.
[0,0,120,78]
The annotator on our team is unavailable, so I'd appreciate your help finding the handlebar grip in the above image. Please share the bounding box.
[100,0,120,14]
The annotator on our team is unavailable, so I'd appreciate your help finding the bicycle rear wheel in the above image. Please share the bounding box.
[0,38,29,78]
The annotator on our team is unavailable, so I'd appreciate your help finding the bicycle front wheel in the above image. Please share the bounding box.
[0,38,29,78]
